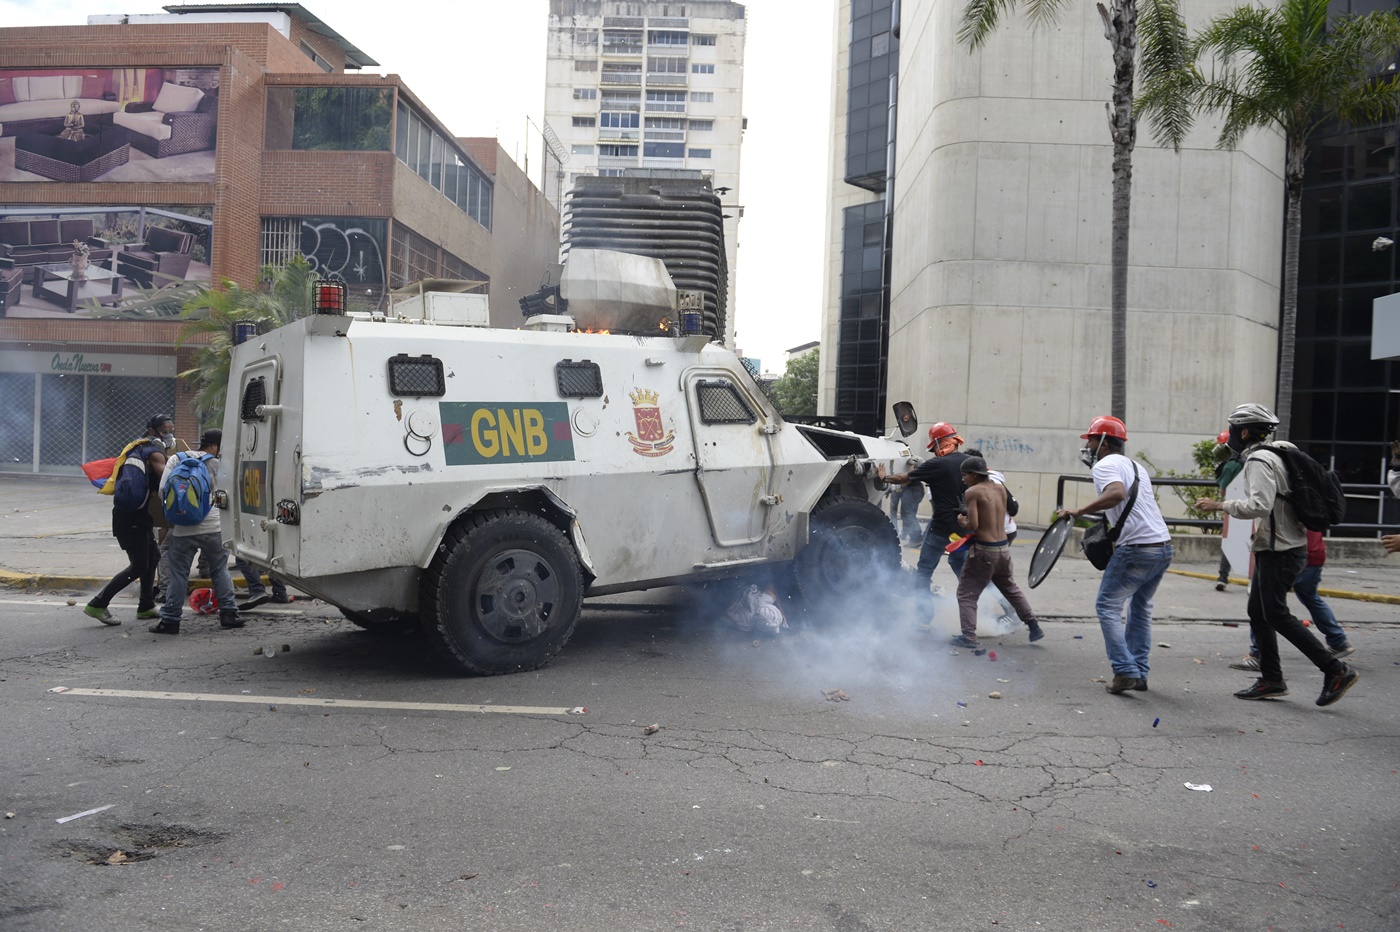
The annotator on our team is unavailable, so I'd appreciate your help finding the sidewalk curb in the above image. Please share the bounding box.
[0,568,248,592]
[1167,568,1400,605]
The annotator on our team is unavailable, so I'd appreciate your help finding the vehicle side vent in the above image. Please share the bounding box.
[240,377,266,423]
[795,425,867,459]
[556,359,603,398]
[388,354,446,397]
[696,379,756,425]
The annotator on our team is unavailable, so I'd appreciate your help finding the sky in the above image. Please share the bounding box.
[0,0,838,372]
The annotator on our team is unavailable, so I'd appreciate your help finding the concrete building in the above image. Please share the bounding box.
[820,0,1286,518]
[0,3,559,475]
[543,0,746,347]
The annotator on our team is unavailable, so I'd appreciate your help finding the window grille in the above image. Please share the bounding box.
[387,355,446,397]
[260,218,298,267]
[241,377,267,423]
[556,360,603,398]
[697,380,756,425]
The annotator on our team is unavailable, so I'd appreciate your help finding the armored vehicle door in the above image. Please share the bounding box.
[684,369,776,546]
[230,356,281,569]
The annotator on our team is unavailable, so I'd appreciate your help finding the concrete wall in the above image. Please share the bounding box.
[469,140,563,329]
[888,0,1285,520]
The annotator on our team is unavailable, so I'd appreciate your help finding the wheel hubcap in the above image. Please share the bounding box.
[474,548,560,643]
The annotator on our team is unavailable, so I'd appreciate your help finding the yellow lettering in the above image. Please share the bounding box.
[498,408,524,457]
[471,408,498,457]
[524,409,547,456]
[243,467,261,506]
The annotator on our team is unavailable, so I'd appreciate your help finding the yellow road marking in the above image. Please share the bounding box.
[57,688,579,716]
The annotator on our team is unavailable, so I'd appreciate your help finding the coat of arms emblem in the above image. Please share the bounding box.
[627,388,675,457]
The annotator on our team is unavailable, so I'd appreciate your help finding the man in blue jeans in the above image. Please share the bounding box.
[1058,416,1174,694]
[148,428,240,634]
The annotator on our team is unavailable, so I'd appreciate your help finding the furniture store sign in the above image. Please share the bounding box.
[0,349,176,378]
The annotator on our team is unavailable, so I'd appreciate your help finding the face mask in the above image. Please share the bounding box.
[161,432,175,450]
[1226,425,1248,452]
[1079,436,1104,468]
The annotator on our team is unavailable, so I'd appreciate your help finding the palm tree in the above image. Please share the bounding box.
[177,256,318,423]
[959,0,1165,420]
[1136,0,1400,438]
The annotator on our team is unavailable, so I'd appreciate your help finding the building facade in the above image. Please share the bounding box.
[543,0,746,347]
[821,0,1286,518]
[0,4,558,475]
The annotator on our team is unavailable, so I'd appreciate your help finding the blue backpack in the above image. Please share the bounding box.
[112,441,162,513]
[162,452,215,526]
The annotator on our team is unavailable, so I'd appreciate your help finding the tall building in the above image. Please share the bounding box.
[0,4,559,475]
[821,0,1287,517]
[543,0,746,347]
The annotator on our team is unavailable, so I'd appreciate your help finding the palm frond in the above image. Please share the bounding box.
[957,0,1020,49]
[1136,0,1197,150]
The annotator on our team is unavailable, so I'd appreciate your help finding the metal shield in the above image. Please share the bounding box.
[1028,515,1074,589]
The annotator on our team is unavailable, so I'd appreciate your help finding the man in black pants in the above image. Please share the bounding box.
[1197,403,1358,706]
[878,421,971,621]
[83,415,170,626]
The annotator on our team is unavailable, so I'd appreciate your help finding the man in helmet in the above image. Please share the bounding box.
[1057,416,1173,694]
[1195,404,1358,705]
[879,422,973,617]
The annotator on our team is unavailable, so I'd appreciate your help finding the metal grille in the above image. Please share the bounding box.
[696,380,755,425]
[0,374,35,468]
[388,355,446,397]
[40,375,85,467]
[241,377,266,422]
[260,217,298,267]
[85,375,175,462]
[555,360,603,398]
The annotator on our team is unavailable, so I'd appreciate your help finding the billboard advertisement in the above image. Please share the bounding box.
[0,67,219,184]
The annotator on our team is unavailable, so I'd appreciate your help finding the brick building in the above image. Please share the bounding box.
[0,3,559,475]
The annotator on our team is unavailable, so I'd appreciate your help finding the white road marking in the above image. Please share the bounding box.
[56,688,578,716]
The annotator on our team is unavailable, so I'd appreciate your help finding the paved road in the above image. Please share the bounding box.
[0,585,1397,931]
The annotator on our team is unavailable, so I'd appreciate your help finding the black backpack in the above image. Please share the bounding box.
[1249,443,1346,532]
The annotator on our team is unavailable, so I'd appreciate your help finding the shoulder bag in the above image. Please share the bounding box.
[1080,464,1142,571]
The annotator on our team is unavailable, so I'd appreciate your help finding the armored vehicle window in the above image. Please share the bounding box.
[697,380,756,425]
[388,354,446,397]
[556,359,603,398]
[241,377,266,422]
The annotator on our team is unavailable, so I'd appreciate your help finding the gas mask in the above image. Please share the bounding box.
[1225,424,1251,452]
[161,432,176,451]
[1078,435,1106,468]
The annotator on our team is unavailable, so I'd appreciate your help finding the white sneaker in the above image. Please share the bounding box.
[1331,645,1356,659]
[1229,655,1261,671]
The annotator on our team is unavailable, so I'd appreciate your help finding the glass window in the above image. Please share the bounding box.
[690,91,714,103]
[691,34,716,46]
[265,86,393,151]
[648,30,689,46]
[644,142,684,158]
[599,144,639,157]
[575,59,598,71]
[574,88,598,100]
[689,119,713,131]
[573,116,596,127]
[692,63,715,74]
[645,117,683,130]
[648,56,688,73]
[601,111,640,128]
[1347,181,1391,229]
[688,148,711,159]
[572,144,595,155]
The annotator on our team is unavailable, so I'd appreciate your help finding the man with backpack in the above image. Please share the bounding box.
[149,428,241,634]
[83,414,171,625]
[1196,403,1358,706]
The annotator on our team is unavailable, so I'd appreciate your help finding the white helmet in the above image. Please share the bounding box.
[1227,403,1279,429]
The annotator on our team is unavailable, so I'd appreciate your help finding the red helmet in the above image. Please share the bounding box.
[1216,430,1229,445]
[188,588,218,615]
[1079,415,1127,440]
[927,421,961,453]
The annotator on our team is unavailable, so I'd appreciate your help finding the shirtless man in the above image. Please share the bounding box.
[950,456,1043,649]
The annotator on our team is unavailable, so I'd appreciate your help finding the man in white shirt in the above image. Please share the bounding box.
[1057,416,1173,694]
[148,428,241,634]
[1196,403,1357,705]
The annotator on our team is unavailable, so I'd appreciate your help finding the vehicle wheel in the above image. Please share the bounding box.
[420,509,584,675]
[794,496,901,614]
[338,607,420,635]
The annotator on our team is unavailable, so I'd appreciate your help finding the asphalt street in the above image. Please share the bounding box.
[1,475,1398,930]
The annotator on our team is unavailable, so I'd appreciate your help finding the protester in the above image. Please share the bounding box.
[149,428,241,634]
[1196,403,1357,705]
[951,456,1042,649]
[891,458,926,544]
[878,421,971,620]
[83,414,169,625]
[1212,430,1242,591]
[963,447,1021,626]
[1385,441,1400,554]
[236,557,293,607]
[1057,416,1173,694]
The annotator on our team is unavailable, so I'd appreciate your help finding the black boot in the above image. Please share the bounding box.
[219,610,244,629]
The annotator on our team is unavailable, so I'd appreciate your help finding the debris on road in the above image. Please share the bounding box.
[1184,782,1213,792]
[822,689,850,702]
[568,707,587,714]
[1153,718,1161,728]
[1158,642,1172,648]
[56,804,114,824]
[644,723,661,734]
[988,691,1002,699]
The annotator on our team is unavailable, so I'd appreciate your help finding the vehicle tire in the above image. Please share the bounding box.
[420,509,584,675]
[338,607,419,635]
[793,496,901,616]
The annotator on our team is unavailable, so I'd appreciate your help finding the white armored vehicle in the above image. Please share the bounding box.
[219,251,916,675]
